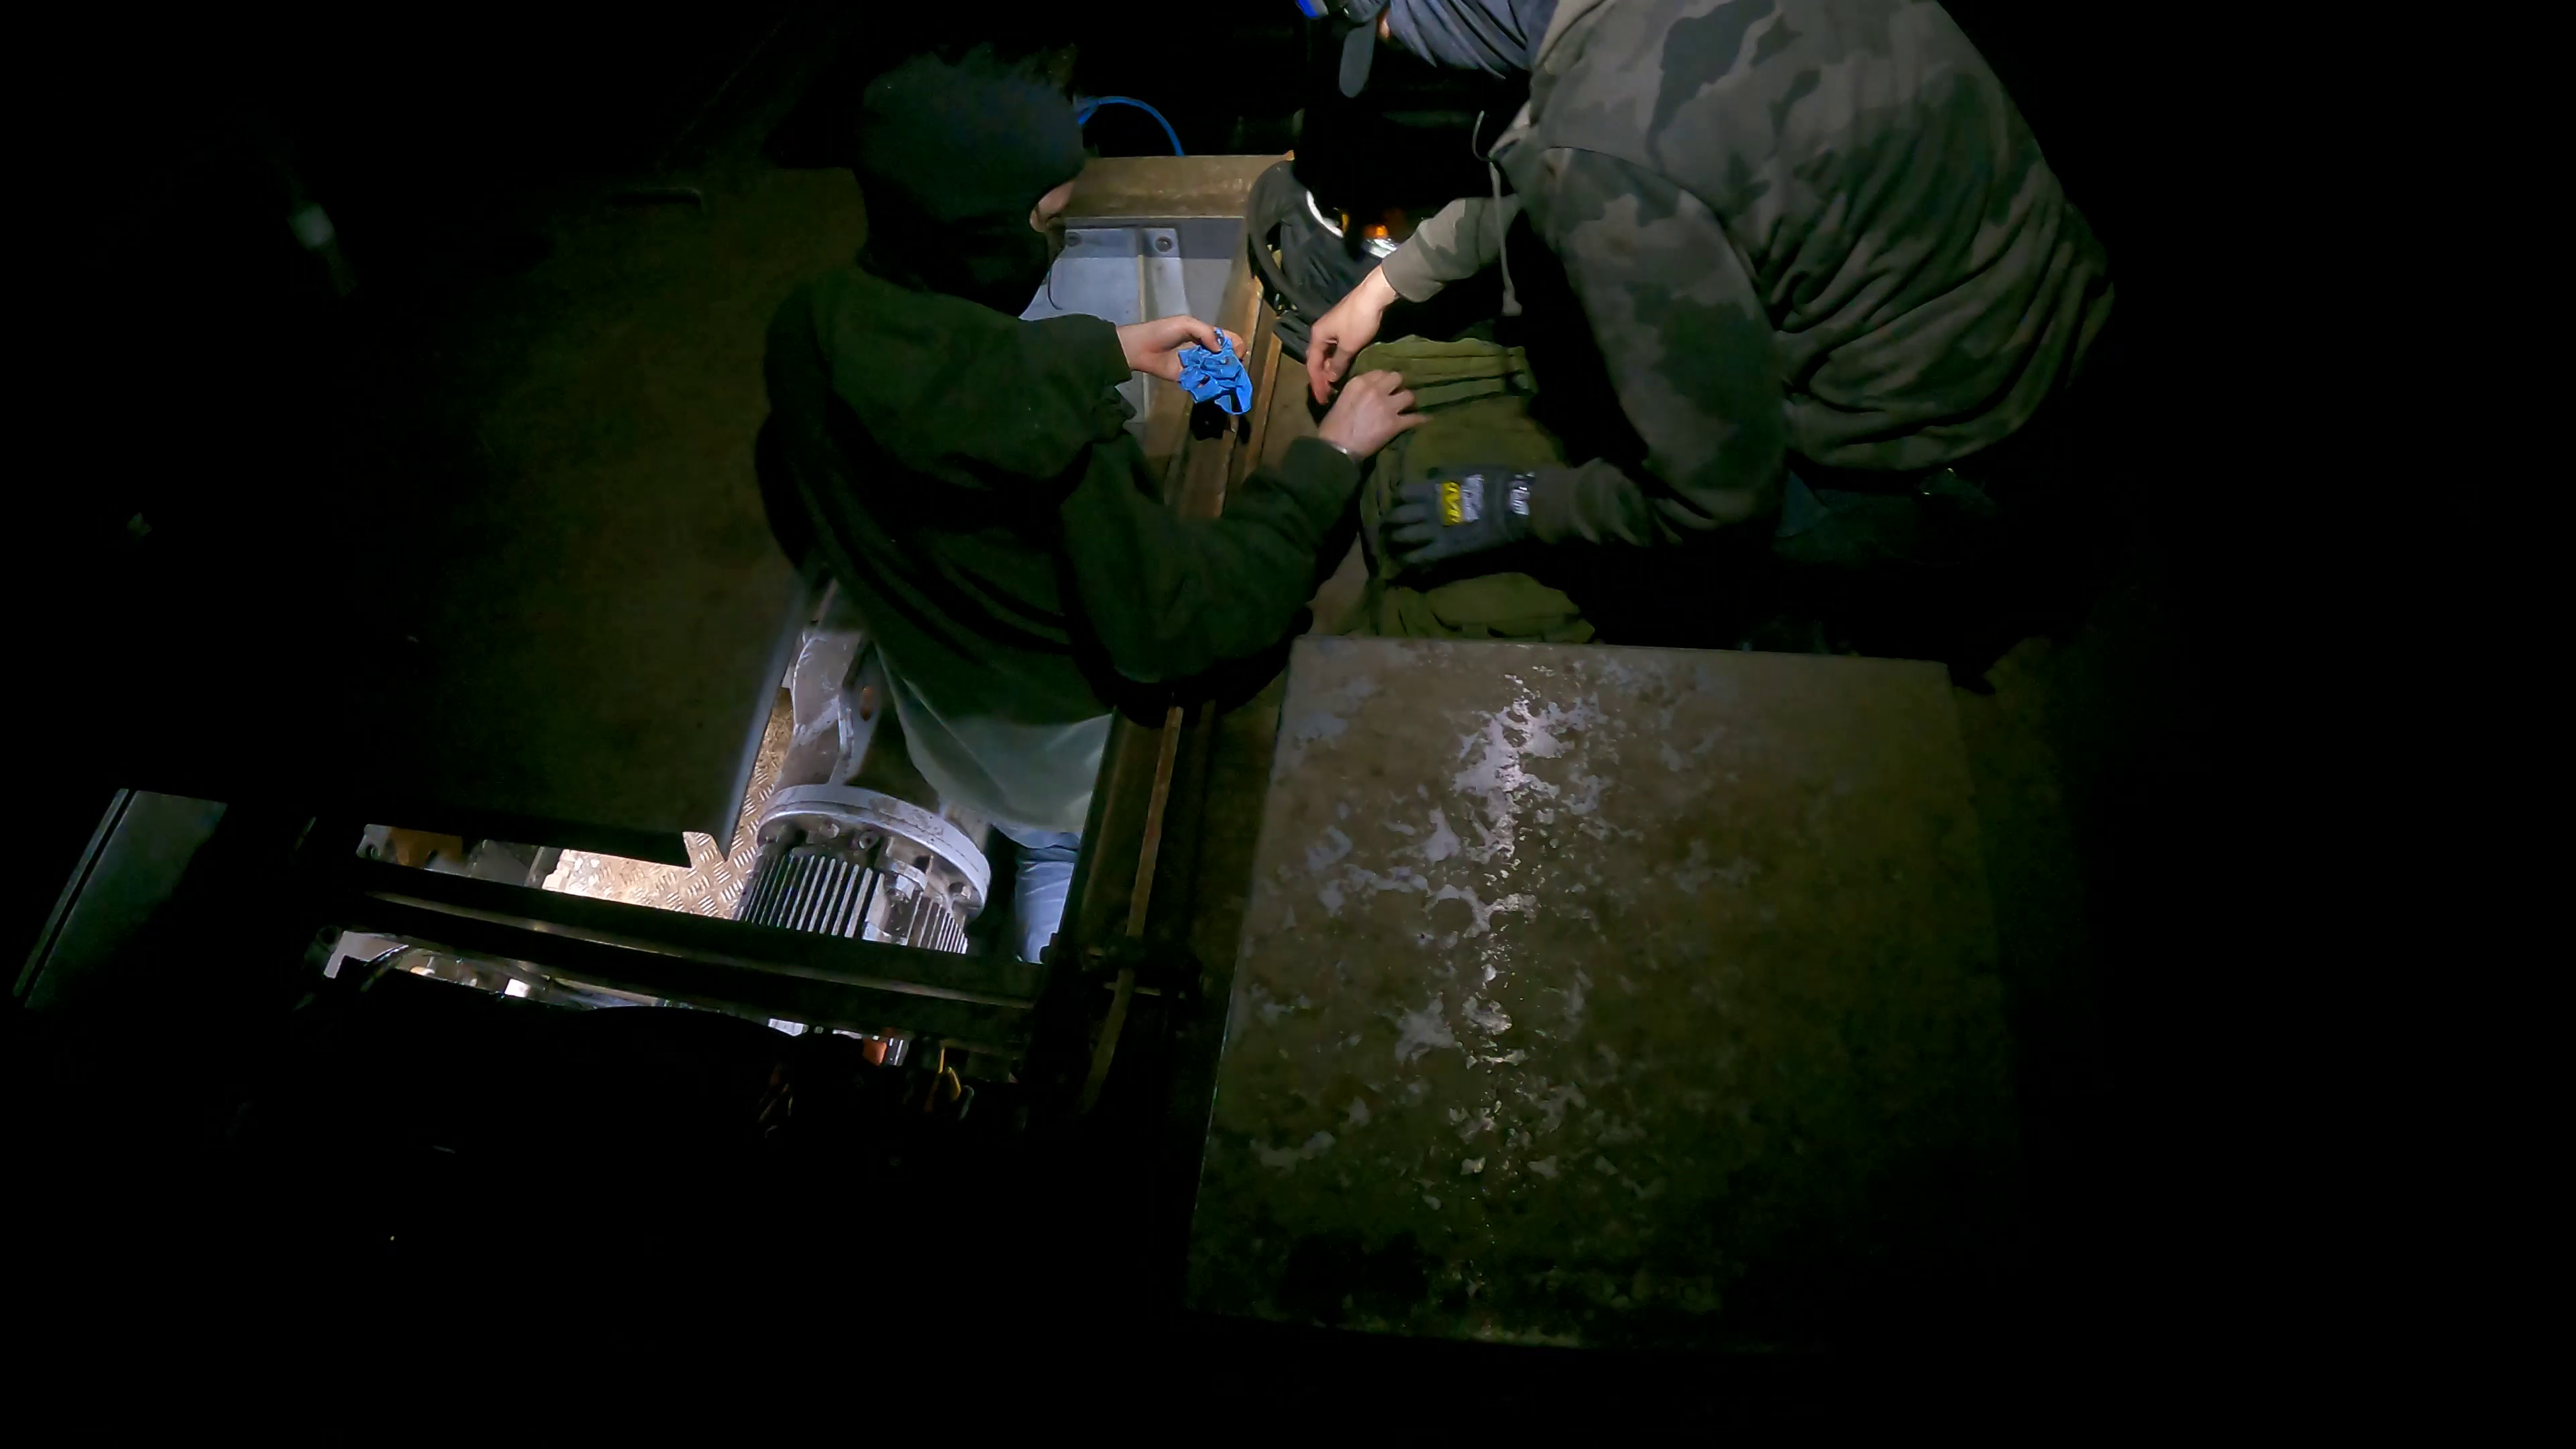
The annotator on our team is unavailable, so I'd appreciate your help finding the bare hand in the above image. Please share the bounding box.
[1308,266,1400,405]
[1118,315,1248,383]
[1316,369,1426,460]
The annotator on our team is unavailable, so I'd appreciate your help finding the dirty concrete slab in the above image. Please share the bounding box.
[1187,637,2020,1349]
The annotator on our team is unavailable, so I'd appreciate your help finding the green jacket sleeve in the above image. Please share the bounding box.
[1381,193,1517,303]
[812,268,1135,483]
[1057,436,1360,686]
[1517,148,1784,547]
[798,266,1358,686]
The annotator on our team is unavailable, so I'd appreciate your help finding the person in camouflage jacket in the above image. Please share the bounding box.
[1307,0,2113,570]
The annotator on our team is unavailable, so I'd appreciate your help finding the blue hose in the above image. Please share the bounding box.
[1074,96,1185,156]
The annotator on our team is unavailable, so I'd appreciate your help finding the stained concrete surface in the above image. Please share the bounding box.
[1188,640,2018,1349]
[1165,333,2217,1344]
[1167,557,2216,1348]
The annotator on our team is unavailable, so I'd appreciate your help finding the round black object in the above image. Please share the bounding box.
[1247,160,1372,362]
[1244,160,1507,366]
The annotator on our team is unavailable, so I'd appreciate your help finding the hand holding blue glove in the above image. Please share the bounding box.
[1176,331,1254,415]
[1119,315,1246,387]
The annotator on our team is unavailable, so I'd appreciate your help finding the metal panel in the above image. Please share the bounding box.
[1022,220,1246,443]
[1173,219,1242,325]
[1022,227,1150,435]
[1028,228,1147,319]
[16,791,229,1010]
[1185,638,2019,1349]
[1138,227,1189,323]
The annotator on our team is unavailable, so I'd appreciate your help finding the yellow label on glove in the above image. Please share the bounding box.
[1439,479,1464,527]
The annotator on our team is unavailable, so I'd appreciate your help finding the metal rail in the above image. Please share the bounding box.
[317,856,1036,1052]
[1063,229,1279,1114]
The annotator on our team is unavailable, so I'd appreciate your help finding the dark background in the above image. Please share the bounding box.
[8,1,2443,1375]
[15,0,2174,900]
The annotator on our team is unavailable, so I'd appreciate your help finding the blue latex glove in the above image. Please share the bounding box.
[1176,333,1253,414]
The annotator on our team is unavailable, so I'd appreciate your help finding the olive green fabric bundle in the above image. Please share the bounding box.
[1335,336,1592,643]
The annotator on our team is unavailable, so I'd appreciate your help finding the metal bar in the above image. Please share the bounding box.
[1167,248,1264,523]
[343,893,1027,1050]
[1079,246,1273,1110]
[777,856,804,930]
[812,859,839,934]
[1138,372,1194,490]
[352,887,1042,1008]
[1142,698,1224,947]
[762,851,790,923]
[1054,195,1289,1114]
[802,859,828,934]
[1077,966,1138,1116]
[765,855,792,929]
[327,856,1043,1004]
[855,865,881,941]
[820,858,848,934]
[828,867,859,937]
[773,856,799,928]
[1235,316,1287,493]
[803,857,825,932]
[788,851,819,928]
[15,789,133,1001]
[1125,708,1190,939]
[1102,249,1259,912]
[1060,718,1167,955]
[825,859,850,934]
[756,851,787,924]
[762,855,792,928]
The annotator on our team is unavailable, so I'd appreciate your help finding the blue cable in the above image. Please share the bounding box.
[1074,96,1185,156]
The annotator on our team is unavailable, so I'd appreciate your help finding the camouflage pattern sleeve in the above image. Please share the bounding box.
[1521,147,1783,547]
[1380,193,1517,303]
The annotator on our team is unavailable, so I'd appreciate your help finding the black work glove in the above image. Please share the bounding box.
[1383,469,1538,571]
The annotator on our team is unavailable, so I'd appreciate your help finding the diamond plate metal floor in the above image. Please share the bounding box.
[541,688,791,917]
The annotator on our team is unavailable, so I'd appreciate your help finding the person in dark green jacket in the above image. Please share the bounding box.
[757,47,1424,961]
